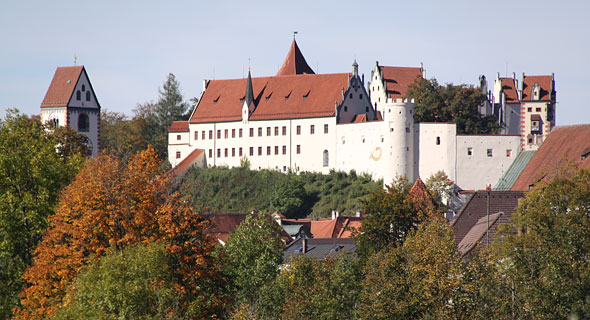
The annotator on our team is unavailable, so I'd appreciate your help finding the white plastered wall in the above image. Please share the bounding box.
[417,123,457,184]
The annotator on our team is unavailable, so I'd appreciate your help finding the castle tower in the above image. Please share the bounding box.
[40,66,101,157]
[383,98,416,185]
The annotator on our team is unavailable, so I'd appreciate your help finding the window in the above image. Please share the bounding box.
[528,137,533,144]
[217,130,221,139]
[436,136,441,145]
[239,128,243,137]
[224,148,228,157]
[209,130,213,139]
[217,149,221,157]
[258,127,262,136]
[344,106,348,112]
[324,124,328,134]
[209,149,212,158]
[239,147,243,157]
[82,85,86,91]
[296,145,301,154]
[360,94,363,99]
[310,125,315,134]
[86,91,90,101]
[531,120,541,133]
[232,129,235,138]
[177,134,181,140]
[224,129,228,139]
[275,146,279,155]
[176,151,181,159]
[487,149,493,157]
[349,93,352,98]
[366,106,369,112]
[406,127,410,133]
[267,127,271,136]
[76,90,81,101]
[78,113,89,132]
[274,126,279,136]
[527,107,532,112]
[232,148,235,157]
[323,150,329,167]
[467,147,473,156]
[282,126,287,135]
[536,107,541,112]
[296,125,301,135]
[194,131,198,140]
[267,146,271,155]
[258,147,262,155]
[282,145,286,155]
[249,128,254,137]
[506,149,512,157]
[202,131,205,140]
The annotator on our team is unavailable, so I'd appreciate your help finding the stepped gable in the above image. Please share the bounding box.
[450,191,524,246]
[41,66,84,107]
[521,75,553,101]
[500,77,520,103]
[511,125,590,191]
[276,40,315,76]
[379,66,422,100]
[190,73,349,123]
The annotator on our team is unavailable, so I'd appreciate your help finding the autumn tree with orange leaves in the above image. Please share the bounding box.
[15,146,226,320]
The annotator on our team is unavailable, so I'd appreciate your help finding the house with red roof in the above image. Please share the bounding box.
[40,66,101,156]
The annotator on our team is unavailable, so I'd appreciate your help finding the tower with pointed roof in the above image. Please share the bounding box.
[276,40,315,76]
[40,66,101,157]
[242,70,255,123]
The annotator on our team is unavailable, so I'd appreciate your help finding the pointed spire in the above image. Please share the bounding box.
[352,59,359,76]
[276,39,315,76]
[245,70,254,107]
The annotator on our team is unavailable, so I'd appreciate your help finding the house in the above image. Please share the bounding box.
[283,238,356,262]
[40,66,101,156]
[450,190,524,259]
[202,213,293,245]
[279,212,363,239]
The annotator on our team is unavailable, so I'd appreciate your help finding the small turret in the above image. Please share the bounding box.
[352,59,359,77]
[242,70,255,123]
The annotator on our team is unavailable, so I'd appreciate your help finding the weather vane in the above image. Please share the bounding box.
[248,58,251,71]
[74,55,78,66]
[293,31,298,40]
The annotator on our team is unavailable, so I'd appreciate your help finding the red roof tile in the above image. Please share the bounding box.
[190,73,349,123]
[203,213,292,244]
[41,66,84,107]
[379,66,422,99]
[283,216,362,238]
[168,121,189,132]
[511,125,590,191]
[521,75,553,101]
[276,40,315,76]
[499,77,520,103]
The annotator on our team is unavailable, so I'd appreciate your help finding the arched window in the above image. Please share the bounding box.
[76,90,81,101]
[86,91,91,101]
[78,113,89,132]
[82,85,86,91]
[323,150,329,167]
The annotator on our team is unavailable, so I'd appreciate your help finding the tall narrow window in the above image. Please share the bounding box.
[274,126,279,136]
[176,151,181,159]
[258,127,262,136]
[217,149,221,157]
[176,135,181,140]
[249,147,253,156]
[297,125,301,135]
[224,148,228,157]
[487,149,493,157]
[217,130,221,139]
[267,146,271,155]
[274,146,278,155]
[323,150,329,167]
[282,126,287,135]
[324,124,328,134]
[76,90,81,101]
[86,91,91,101]
[194,131,198,140]
[239,147,243,157]
[224,129,228,139]
[258,147,262,156]
[232,148,235,157]
[267,127,271,136]
[202,131,205,140]
[436,136,441,145]
[209,149,212,158]
[82,85,86,91]
[209,130,213,139]
[310,125,315,134]
[282,145,286,155]
[296,145,301,154]
[78,113,89,132]
[467,147,473,156]
[232,129,235,138]
[239,128,243,137]
[250,128,254,137]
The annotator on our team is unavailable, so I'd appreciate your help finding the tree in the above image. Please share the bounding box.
[407,77,501,134]
[99,109,148,159]
[489,165,590,319]
[15,146,224,320]
[269,176,306,218]
[354,177,425,258]
[52,243,180,320]
[0,110,83,319]
[425,170,452,209]
[51,125,91,158]
[222,213,284,311]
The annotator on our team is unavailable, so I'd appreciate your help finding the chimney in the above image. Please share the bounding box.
[302,238,307,253]
[331,210,336,220]
[356,210,362,218]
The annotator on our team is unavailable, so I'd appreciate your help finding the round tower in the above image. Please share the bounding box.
[383,98,415,185]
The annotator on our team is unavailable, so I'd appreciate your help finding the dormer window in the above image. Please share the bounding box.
[213,95,220,104]
[582,150,590,161]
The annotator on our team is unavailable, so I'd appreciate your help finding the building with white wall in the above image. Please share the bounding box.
[40,66,100,156]
[169,40,522,190]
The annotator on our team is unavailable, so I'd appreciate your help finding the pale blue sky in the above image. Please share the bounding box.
[1,0,588,125]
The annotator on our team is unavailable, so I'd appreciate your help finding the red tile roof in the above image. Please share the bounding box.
[169,148,204,178]
[276,40,315,76]
[409,177,434,210]
[379,66,422,99]
[168,121,189,132]
[351,114,368,123]
[521,75,553,101]
[41,66,84,107]
[499,77,519,103]
[457,212,503,257]
[511,125,590,191]
[203,213,293,244]
[283,216,363,238]
[189,73,349,123]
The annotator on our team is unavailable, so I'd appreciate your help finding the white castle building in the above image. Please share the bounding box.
[40,66,101,157]
[169,40,523,190]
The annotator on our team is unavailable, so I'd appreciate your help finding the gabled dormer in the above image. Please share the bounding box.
[242,70,255,123]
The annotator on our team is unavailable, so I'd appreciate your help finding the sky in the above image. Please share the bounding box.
[1,0,588,125]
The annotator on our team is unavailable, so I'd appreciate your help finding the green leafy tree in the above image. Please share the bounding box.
[52,243,180,320]
[0,110,83,319]
[52,125,91,158]
[223,213,284,310]
[354,177,424,258]
[407,77,501,134]
[425,170,451,209]
[99,109,148,159]
[269,176,306,218]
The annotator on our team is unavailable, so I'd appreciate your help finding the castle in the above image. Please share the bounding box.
[167,40,546,190]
